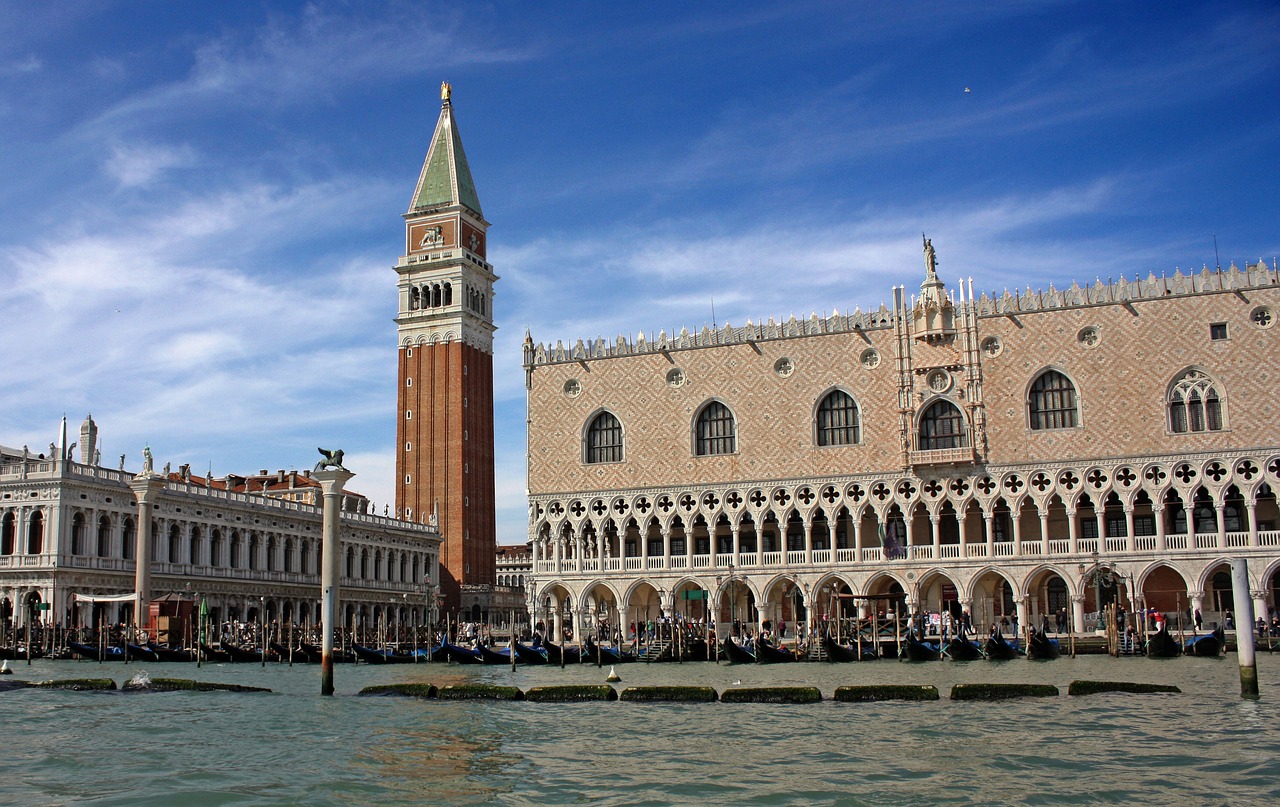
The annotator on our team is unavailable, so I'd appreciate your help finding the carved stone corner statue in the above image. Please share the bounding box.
[314,447,349,473]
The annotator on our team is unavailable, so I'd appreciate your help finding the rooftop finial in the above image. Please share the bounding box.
[441,81,452,102]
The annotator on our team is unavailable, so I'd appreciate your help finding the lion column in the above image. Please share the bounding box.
[315,463,354,696]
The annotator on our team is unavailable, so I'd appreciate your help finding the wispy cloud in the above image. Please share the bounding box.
[105,141,196,187]
[87,6,534,134]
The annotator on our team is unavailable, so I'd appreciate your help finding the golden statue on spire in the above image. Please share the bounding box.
[441,81,452,102]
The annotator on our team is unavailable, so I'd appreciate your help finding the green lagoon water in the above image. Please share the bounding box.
[2,653,1278,806]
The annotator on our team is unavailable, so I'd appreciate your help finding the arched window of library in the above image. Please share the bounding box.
[918,400,967,451]
[816,389,860,446]
[585,411,624,464]
[1169,370,1224,433]
[1028,370,1078,430]
[695,401,736,456]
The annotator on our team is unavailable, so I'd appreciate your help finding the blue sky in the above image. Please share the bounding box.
[1,2,1276,545]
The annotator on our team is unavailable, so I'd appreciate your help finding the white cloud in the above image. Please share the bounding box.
[105,141,196,187]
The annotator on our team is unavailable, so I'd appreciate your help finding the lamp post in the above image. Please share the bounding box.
[260,596,267,667]
[410,587,419,662]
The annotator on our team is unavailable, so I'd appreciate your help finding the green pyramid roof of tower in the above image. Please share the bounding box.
[409,99,483,218]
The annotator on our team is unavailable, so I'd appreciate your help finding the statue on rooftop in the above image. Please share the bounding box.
[142,446,153,474]
[441,81,452,102]
[314,447,349,473]
[923,234,938,280]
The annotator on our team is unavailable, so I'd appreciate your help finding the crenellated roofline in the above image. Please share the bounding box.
[524,260,1279,369]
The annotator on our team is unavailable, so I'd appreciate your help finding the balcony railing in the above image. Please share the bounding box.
[529,530,1271,576]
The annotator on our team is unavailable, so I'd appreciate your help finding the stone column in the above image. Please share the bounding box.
[930,515,941,557]
[1124,507,1136,551]
[958,510,969,557]
[1252,590,1269,625]
[314,467,354,697]
[1247,503,1259,548]
[755,604,767,636]
[662,522,671,566]
[1071,594,1086,635]
[803,519,813,564]
[1189,590,1205,625]
[1014,596,1029,637]
[128,474,167,629]
[1011,509,1023,557]
[1094,510,1106,550]
[1215,504,1226,549]
[1154,505,1166,551]
[984,513,995,557]
[731,523,741,566]
[1066,508,1078,554]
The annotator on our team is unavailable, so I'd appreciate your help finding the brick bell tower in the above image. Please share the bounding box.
[395,82,497,613]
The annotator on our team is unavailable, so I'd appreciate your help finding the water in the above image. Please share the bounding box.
[2,654,1278,805]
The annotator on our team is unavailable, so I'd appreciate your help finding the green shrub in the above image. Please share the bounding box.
[1067,680,1181,696]
[834,685,939,702]
[618,686,719,702]
[123,678,271,693]
[525,685,618,702]
[719,686,822,704]
[436,683,524,701]
[359,683,439,698]
[951,683,1058,700]
[30,678,117,691]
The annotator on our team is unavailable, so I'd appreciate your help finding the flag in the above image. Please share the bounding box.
[879,521,905,560]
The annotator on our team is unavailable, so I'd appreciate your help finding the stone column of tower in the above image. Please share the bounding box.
[394,85,498,612]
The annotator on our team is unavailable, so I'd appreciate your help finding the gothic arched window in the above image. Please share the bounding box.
[1029,370,1079,430]
[918,400,967,450]
[816,390,860,446]
[585,411,624,464]
[695,401,736,456]
[1169,370,1224,433]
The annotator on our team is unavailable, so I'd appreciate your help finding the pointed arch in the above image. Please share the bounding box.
[917,399,967,450]
[694,399,736,456]
[583,409,624,464]
[1027,368,1079,430]
[1168,368,1225,433]
[814,387,860,446]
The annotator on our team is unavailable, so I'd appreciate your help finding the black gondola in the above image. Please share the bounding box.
[477,643,517,665]
[1185,626,1225,657]
[149,644,196,662]
[299,643,357,664]
[1145,624,1182,658]
[583,637,633,664]
[943,628,983,661]
[721,636,757,664]
[68,641,125,661]
[353,644,425,664]
[901,631,941,661]
[754,638,796,663]
[542,640,581,665]
[1026,629,1061,660]
[822,635,859,662]
[126,643,161,662]
[985,631,1021,660]
[220,643,276,663]
[442,640,484,664]
[512,643,547,666]
[270,642,315,663]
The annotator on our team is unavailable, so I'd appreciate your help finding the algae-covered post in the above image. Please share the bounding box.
[314,462,354,697]
[1230,558,1259,700]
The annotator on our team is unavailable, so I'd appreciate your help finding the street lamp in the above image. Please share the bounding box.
[260,595,267,667]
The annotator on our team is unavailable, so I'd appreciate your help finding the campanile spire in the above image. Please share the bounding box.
[395,85,497,611]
